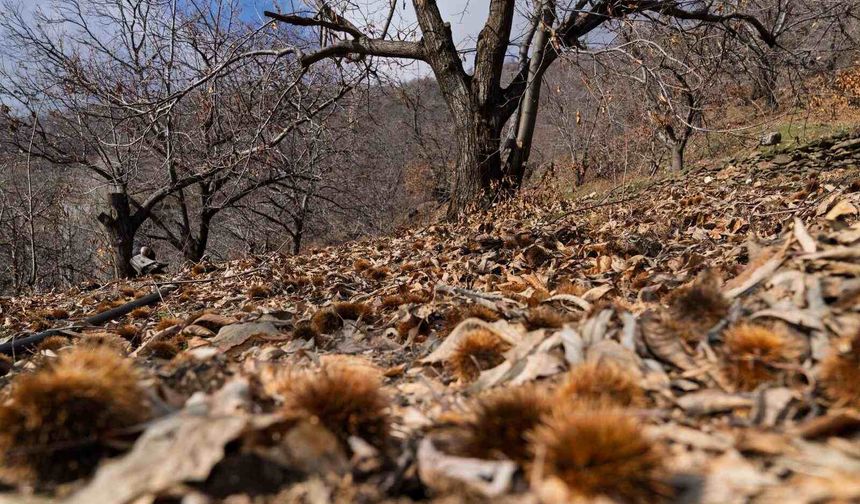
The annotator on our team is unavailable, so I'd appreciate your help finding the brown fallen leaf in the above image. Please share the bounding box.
[676,389,754,416]
[67,380,251,504]
[416,437,516,497]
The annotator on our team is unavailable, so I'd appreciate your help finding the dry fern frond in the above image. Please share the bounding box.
[820,332,860,408]
[280,362,390,449]
[0,347,148,486]
[531,405,669,503]
[723,323,797,391]
[448,329,511,382]
[557,362,645,407]
[460,384,550,463]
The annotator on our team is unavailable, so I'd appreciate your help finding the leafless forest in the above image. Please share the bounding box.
[0,0,858,292]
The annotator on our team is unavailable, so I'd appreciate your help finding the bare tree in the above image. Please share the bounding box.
[0,0,347,276]
[266,0,775,217]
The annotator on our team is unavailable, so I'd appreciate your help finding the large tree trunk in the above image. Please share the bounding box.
[447,110,505,218]
[97,188,138,279]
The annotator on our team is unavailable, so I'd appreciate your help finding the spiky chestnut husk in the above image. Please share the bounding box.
[115,324,139,341]
[353,259,372,272]
[79,332,131,354]
[35,336,71,353]
[447,329,511,382]
[246,285,272,300]
[381,294,406,308]
[524,307,567,330]
[557,362,645,408]
[530,404,670,503]
[365,267,390,281]
[279,362,389,450]
[460,384,550,463]
[442,305,501,337]
[44,309,69,320]
[312,308,342,334]
[119,286,137,297]
[292,321,320,342]
[665,271,729,337]
[155,317,184,331]
[129,306,152,320]
[139,340,180,360]
[0,355,12,376]
[333,302,374,322]
[722,323,797,391]
[0,347,148,486]
[820,332,860,408]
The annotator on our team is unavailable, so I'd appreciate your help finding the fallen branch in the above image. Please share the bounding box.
[0,284,179,357]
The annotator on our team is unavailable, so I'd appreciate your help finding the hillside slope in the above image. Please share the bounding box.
[1,132,860,503]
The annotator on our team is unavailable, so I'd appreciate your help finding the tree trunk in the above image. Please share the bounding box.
[671,144,685,172]
[505,0,554,186]
[97,188,138,279]
[447,111,505,219]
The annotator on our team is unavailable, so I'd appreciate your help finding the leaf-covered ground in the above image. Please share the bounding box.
[1,132,860,503]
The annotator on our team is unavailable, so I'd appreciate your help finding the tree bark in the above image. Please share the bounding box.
[447,110,505,218]
[97,188,138,279]
[671,144,685,172]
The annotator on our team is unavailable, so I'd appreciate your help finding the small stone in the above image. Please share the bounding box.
[760,132,782,146]
[772,154,793,165]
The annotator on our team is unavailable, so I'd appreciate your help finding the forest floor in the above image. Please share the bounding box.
[1,130,860,503]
